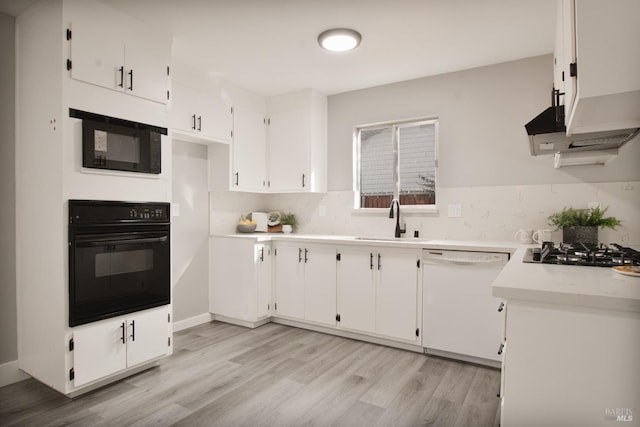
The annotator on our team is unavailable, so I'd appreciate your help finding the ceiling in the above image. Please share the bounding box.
[2,0,557,97]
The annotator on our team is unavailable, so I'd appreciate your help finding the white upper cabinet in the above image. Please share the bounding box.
[232,104,267,191]
[267,89,327,193]
[552,0,566,95]
[171,81,233,145]
[559,0,640,134]
[66,0,171,104]
[210,88,327,194]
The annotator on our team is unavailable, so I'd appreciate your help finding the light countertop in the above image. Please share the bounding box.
[211,233,519,253]
[492,247,640,313]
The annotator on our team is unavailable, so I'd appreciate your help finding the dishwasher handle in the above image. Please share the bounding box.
[423,250,508,265]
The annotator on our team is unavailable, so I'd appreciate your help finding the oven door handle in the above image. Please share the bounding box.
[76,236,168,247]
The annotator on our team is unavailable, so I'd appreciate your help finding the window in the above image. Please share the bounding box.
[355,118,437,209]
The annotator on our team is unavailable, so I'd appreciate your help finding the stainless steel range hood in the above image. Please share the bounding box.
[525,105,640,157]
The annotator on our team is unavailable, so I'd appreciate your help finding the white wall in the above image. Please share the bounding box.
[265,55,640,245]
[328,54,640,190]
[0,12,17,366]
[171,140,210,322]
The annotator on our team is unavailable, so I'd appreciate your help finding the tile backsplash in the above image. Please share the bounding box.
[211,181,640,246]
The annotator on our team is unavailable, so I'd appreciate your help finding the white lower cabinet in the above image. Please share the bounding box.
[336,246,421,343]
[335,249,376,334]
[273,242,337,326]
[210,238,424,348]
[500,300,640,427]
[72,306,171,387]
[210,237,271,323]
[256,244,272,319]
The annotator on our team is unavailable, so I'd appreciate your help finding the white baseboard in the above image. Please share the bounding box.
[0,360,30,387]
[172,312,214,333]
[211,314,271,329]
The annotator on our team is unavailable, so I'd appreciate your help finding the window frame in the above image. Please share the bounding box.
[353,117,439,214]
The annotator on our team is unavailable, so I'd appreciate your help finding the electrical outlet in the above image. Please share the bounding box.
[448,204,462,218]
[171,203,180,217]
[318,205,326,217]
[587,202,601,210]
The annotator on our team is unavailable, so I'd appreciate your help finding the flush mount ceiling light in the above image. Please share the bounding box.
[318,28,362,52]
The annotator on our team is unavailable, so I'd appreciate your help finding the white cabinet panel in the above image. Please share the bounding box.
[303,246,337,326]
[336,249,376,334]
[233,105,267,191]
[124,26,171,104]
[171,84,200,134]
[273,244,305,319]
[206,97,233,144]
[376,249,419,342]
[126,308,171,367]
[68,9,124,93]
[73,319,127,387]
[257,244,272,318]
[268,108,309,192]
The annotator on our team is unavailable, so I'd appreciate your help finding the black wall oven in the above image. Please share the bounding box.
[68,200,170,327]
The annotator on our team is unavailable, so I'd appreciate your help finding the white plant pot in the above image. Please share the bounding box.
[282,224,293,233]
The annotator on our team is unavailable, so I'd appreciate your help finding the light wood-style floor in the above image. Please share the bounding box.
[0,321,501,426]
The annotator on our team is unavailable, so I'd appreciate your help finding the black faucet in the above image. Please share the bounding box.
[388,199,406,238]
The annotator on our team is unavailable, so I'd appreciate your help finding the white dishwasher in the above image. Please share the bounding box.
[422,249,509,365]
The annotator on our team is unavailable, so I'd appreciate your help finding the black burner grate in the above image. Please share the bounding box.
[528,242,640,267]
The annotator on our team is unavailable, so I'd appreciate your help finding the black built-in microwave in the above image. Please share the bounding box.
[70,108,167,174]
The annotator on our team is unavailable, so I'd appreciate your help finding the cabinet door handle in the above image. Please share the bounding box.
[378,253,381,270]
[120,322,126,344]
[118,66,124,88]
[298,248,303,263]
[127,69,133,91]
[304,248,309,263]
[192,114,197,130]
[370,253,373,270]
[260,247,264,262]
[197,115,202,131]
[234,172,239,186]
[498,302,505,312]
[302,173,306,188]
[129,320,135,342]
[498,343,504,355]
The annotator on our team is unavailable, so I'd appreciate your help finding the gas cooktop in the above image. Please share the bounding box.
[523,242,640,267]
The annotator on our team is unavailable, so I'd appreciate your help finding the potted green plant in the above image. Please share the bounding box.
[548,206,621,245]
[279,212,298,233]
